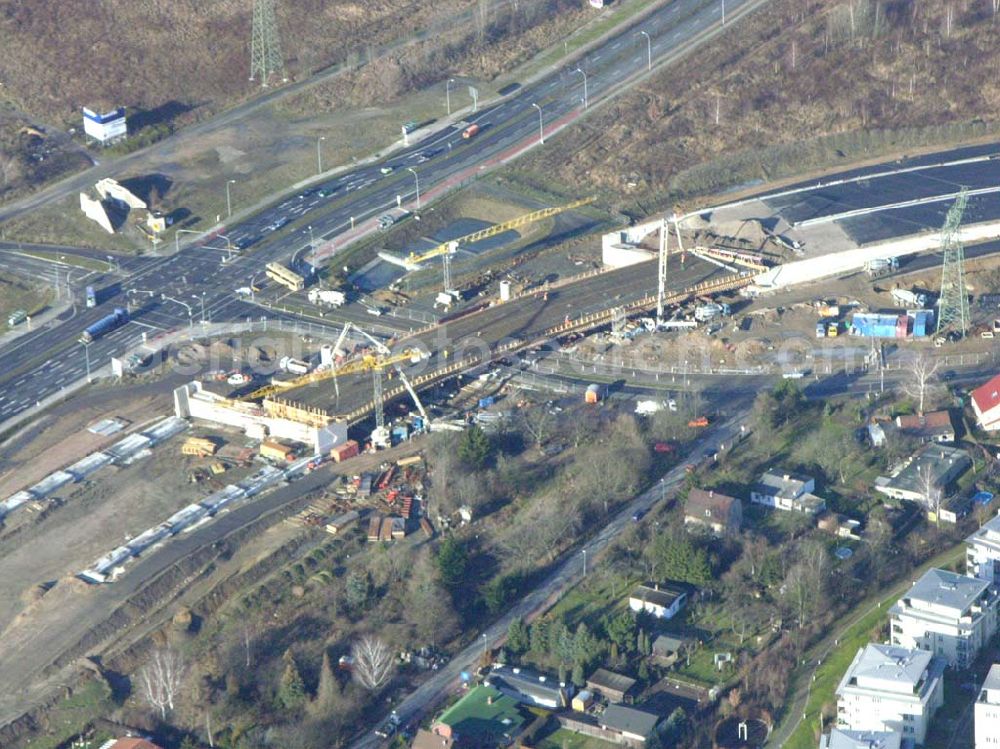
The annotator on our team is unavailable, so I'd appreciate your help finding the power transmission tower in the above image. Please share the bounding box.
[936,189,970,337]
[250,0,285,87]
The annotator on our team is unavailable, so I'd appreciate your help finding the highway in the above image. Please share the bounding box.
[0,0,760,429]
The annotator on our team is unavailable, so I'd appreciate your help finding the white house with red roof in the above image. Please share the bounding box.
[972,374,1000,432]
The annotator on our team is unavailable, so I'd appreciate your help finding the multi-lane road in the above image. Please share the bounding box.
[0,0,763,429]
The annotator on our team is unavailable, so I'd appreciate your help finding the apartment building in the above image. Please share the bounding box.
[967,513,1000,586]
[976,664,1000,749]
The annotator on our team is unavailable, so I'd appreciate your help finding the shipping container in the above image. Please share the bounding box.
[260,439,296,462]
[331,440,360,463]
[80,307,128,343]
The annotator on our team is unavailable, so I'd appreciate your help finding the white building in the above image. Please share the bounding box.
[890,568,999,670]
[836,643,944,745]
[967,513,1000,586]
[750,469,826,514]
[818,728,901,749]
[82,107,127,144]
[976,664,1000,749]
[628,582,687,620]
[971,374,1000,432]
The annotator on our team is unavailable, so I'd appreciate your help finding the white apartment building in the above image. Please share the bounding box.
[836,643,944,745]
[890,568,999,670]
[967,513,1000,585]
[976,664,1000,749]
[818,728,901,749]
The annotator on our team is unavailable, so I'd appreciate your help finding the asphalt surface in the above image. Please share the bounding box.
[0,0,757,428]
[744,145,1000,244]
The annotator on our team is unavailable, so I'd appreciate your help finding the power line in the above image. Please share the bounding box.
[250,0,286,87]
[936,188,970,338]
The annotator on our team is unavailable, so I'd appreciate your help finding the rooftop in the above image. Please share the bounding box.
[837,643,938,695]
[899,567,990,613]
[969,512,1000,546]
[895,410,954,439]
[971,373,1000,417]
[878,444,970,497]
[98,740,163,749]
[630,582,687,609]
[820,728,902,749]
[685,488,739,520]
[435,685,525,741]
[754,469,814,499]
[599,704,660,738]
[487,665,567,705]
[412,729,454,749]
[979,663,1000,704]
[586,668,637,695]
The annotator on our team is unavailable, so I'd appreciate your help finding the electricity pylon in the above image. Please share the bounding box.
[936,189,969,337]
[250,0,285,87]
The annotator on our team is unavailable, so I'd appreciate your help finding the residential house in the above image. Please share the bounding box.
[818,729,902,749]
[889,568,999,670]
[895,410,956,444]
[598,705,660,747]
[972,374,1000,432]
[586,668,636,704]
[432,685,526,746]
[413,729,455,749]
[874,444,971,507]
[750,469,826,514]
[967,513,1000,585]
[628,582,687,620]
[98,740,163,749]
[651,634,691,667]
[486,664,572,709]
[684,488,742,536]
[836,643,944,745]
[976,664,1000,749]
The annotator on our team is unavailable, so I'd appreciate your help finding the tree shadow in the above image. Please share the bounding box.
[127,100,200,131]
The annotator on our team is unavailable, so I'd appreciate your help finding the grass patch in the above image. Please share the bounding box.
[10,679,115,749]
[15,249,112,272]
[0,273,53,322]
[537,727,620,749]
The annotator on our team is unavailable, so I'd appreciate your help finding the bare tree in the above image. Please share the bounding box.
[518,405,553,452]
[351,635,394,693]
[139,648,186,719]
[917,463,943,523]
[903,353,940,415]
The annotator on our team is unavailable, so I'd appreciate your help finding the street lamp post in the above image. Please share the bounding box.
[225,179,236,218]
[638,30,652,71]
[575,68,588,109]
[316,136,326,174]
[406,167,421,209]
[531,103,544,145]
[721,0,726,25]
[195,293,206,323]
[83,342,91,383]
[582,548,587,576]
[446,78,456,115]
[482,633,489,659]
[175,228,204,256]
[308,225,315,250]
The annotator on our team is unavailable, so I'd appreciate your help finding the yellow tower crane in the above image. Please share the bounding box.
[378,197,595,298]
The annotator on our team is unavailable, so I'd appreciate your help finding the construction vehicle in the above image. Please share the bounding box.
[865,257,898,278]
[80,308,128,343]
[307,288,346,307]
[891,288,928,308]
[265,262,305,292]
[377,198,595,300]
[181,437,218,457]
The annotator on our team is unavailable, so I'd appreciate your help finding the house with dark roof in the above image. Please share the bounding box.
[651,634,692,666]
[486,664,572,709]
[628,582,688,620]
[972,373,1000,432]
[894,410,956,443]
[586,668,636,704]
[684,488,742,536]
[874,444,971,506]
[599,705,661,747]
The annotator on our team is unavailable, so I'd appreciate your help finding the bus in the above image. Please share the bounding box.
[265,262,305,292]
[86,286,96,308]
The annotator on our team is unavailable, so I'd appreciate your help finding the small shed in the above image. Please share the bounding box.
[586,668,637,704]
[571,689,594,712]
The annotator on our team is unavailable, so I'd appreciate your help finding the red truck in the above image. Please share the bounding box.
[462,123,480,139]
